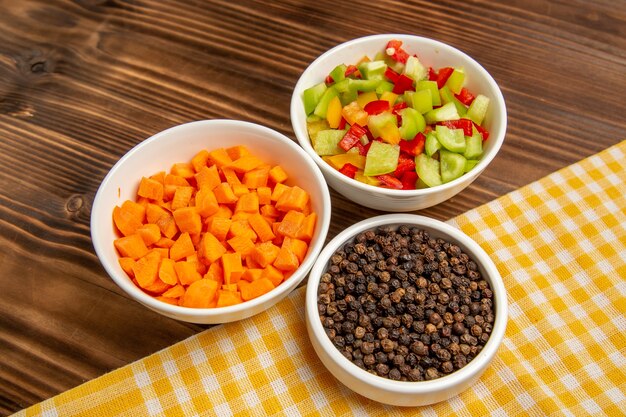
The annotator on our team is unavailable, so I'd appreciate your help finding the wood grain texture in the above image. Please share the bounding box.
[0,0,624,414]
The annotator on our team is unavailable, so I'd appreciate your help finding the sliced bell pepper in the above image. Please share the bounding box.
[454,87,475,106]
[392,74,414,94]
[338,117,347,130]
[428,67,437,81]
[339,163,359,179]
[364,100,390,115]
[377,174,403,189]
[439,119,474,137]
[394,153,416,177]
[436,67,454,89]
[392,101,408,114]
[398,132,426,156]
[345,64,360,78]
[473,122,490,141]
[384,67,400,83]
[385,40,410,64]
[339,124,367,151]
[400,171,418,190]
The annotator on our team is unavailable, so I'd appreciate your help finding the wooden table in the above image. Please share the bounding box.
[1,1,624,414]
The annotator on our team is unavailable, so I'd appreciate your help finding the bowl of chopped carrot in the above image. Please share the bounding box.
[91,120,331,324]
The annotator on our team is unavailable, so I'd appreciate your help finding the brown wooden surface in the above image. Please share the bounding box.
[1,0,624,414]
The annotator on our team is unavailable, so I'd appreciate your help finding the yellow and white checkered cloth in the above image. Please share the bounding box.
[18,141,626,416]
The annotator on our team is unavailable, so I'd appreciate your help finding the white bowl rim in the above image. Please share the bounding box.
[306,213,508,394]
[91,119,332,319]
[290,34,507,197]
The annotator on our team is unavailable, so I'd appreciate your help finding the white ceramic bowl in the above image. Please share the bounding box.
[91,120,331,324]
[291,34,507,212]
[305,214,507,406]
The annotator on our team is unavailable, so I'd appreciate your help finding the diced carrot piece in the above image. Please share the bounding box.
[229,155,263,173]
[208,148,233,167]
[296,212,317,242]
[113,205,142,237]
[132,251,161,288]
[171,162,195,179]
[208,217,232,241]
[282,237,308,263]
[273,246,300,272]
[119,257,136,277]
[158,258,178,285]
[248,213,276,243]
[269,165,288,184]
[277,210,306,238]
[232,183,249,197]
[156,213,179,239]
[216,290,242,307]
[194,186,219,217]
[114,234,149,260]
[143,277,171,294]
[182,278,219,308]
[251,241,280,268]
[214,183,238,204]
[204,262,224,286]
[241,268,263,282]
[260,204,280,219]
[272,222,284,246]
[221,283,238,292]
[222,252,243,285]
[240,278,275,301]
[257,187,272,205]
[170,232,195,261]
[171,186,194,210]
[163,284,185,298]
[138,177,164,201]
[173,207,202,235]
[154,237,175,248]
[198,232,227,264]
[164,174,190,200]
[231,211,252,221]
[150,171,166,185]
[157,296,180,305]
[150,247,169,259]
[261,265,284,287]
[186,253,207,275]
[276,186,310,212]
[235,192,259,214]
[146,203,168,224]
[137,223,161,246]
[244,253,262,269]
[271,183,290,202]
[243,167,269,189]
[226,145,251,160]
[227,234,256,256]
[206,205,233,221]
[136,196,150,208]
[174,261,202,285]
[191,150,210,173]
[301,201,312,216]
[222,167,242,188]
[229,220,257,242]
[195,165,221,190]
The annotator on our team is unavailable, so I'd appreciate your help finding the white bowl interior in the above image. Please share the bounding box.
[305,214,507,406]
[91,120,331,324]
[291,34,507,211]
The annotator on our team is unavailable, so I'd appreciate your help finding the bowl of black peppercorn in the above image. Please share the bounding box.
[305,214,507,406]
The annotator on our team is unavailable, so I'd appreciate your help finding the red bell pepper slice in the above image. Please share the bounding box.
[393,74,414,94]
[392,102,408,114]
[454,87,475,106]
[339,163,359,179]
[400,171,418,190]
[384,67,400,83]
[385,40,410,64]
[345,65,359,78]
[439,119,474,137]
[398,133,426,156]
[338,117,347,130]
[325,75,334,85]
[436,67,454,89]
[377,174,403,189]
[473,122,490,141]
[339,124,367,151]
[362,125,376,141]
[394,153,416,177]
[428,67,437,81]
[354,141,368,156]
[364,100,390,115]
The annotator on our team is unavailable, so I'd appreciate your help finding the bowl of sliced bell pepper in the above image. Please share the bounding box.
[290,34,506,212]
